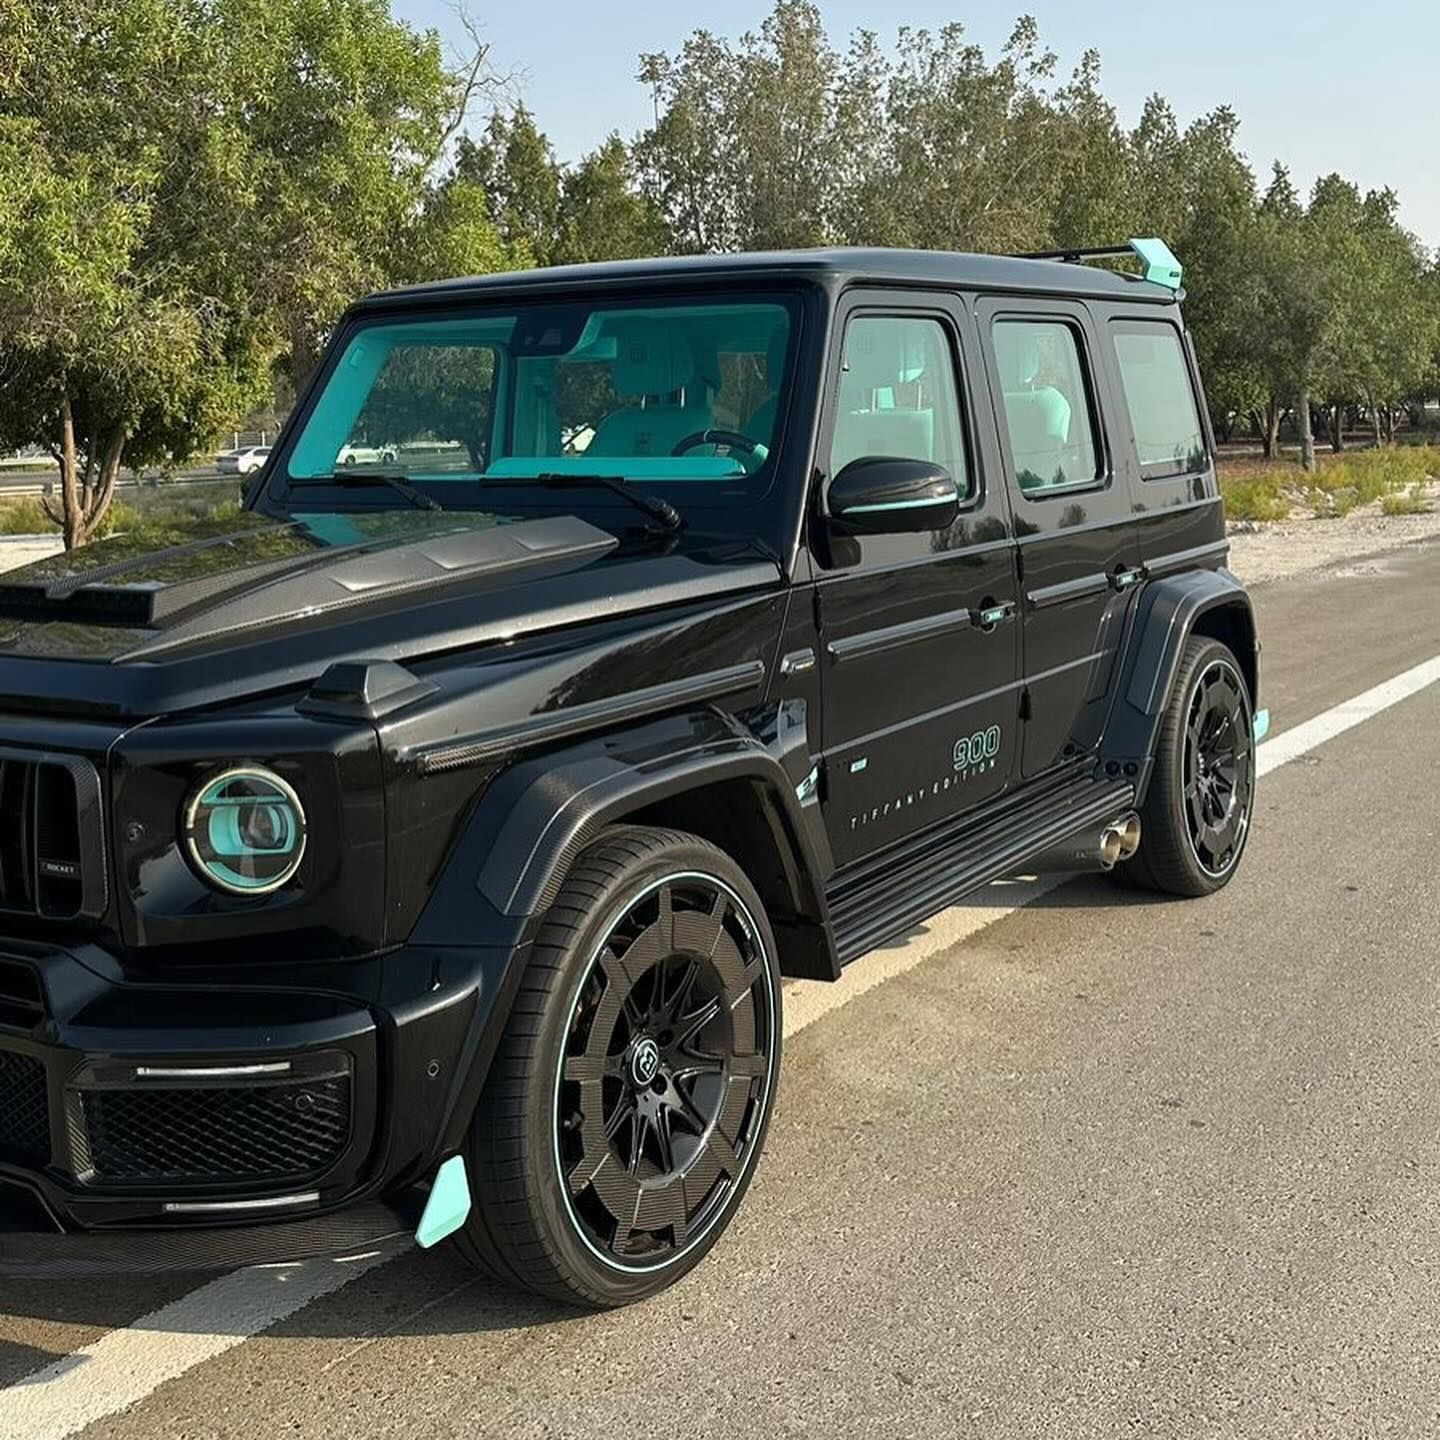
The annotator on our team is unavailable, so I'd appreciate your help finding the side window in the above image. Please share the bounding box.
[993,320,1100,494]
[829,316,970,499]
[1110,322,1207,477]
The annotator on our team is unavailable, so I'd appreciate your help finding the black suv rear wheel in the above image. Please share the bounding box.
[456,827,782,1307]
[1117,635,1256,897]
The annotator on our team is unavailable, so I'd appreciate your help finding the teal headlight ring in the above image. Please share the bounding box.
[183,766,308,896]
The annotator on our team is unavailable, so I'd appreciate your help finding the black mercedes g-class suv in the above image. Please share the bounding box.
[0,240,1263,1306]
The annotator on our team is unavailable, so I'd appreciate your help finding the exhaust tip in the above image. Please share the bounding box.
[1111,812,1142,862]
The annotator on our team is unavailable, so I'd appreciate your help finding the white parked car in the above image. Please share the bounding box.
[217,446,272,475]
[336,443,398,467]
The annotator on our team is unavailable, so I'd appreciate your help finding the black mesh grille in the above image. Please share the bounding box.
[0,1050,50,1162]
[80,1076,351,1184]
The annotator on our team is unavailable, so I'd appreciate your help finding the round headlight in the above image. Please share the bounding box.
[183,767,307,895]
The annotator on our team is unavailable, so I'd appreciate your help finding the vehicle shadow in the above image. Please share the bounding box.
[0,1242,582,1359]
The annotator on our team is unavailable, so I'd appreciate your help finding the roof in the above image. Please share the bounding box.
[359,246,1179,311]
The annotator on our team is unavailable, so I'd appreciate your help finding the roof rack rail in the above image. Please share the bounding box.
[1016,237,1183,291]
[1019,245,1134,262]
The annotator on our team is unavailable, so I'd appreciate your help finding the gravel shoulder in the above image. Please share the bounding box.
[1226,505,1440,585]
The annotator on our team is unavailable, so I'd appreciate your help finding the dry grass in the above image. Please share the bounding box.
[0,483,243,539]
[1219,446,1440,523]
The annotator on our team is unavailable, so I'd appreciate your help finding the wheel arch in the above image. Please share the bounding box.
[1103,568,1260,800]
[414,704,838,981]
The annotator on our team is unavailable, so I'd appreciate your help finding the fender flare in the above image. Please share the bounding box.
[1102,568,1259,799]
[414,701,837,973]
[405,701,836,1161]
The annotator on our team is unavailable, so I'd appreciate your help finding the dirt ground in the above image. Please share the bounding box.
[1226,492,1440,585]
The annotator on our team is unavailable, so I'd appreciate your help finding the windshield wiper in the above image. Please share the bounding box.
[528,474,683,532]
[292,470,446,513]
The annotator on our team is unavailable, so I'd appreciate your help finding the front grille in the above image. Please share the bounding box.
[0,1050,50,1163]
[77,1073,352,1185]
[0,750,105,920]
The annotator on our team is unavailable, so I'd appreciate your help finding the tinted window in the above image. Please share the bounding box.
[289,301,793,488]
[993,320,1099,493]
[830,316,970,498]
[1111,323,1206,475]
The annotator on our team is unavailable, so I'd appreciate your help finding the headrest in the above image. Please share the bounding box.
[996,329,1042,389]
[610,325,694,397]
[843,321,929,397]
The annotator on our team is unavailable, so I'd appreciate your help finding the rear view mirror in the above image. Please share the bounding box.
[827,457,960,535]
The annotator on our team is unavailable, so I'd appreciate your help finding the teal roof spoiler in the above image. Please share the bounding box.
[1017,238,1184,291]
[1128,237,1183,290]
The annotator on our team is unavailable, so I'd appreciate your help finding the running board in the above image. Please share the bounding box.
[827,775,1136,966]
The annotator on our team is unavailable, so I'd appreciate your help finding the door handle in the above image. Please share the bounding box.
[1110,564,1146,592]
[973,599,1017,632]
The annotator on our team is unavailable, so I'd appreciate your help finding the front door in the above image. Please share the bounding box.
[975,297,1145,779]
[812,295,1022,868]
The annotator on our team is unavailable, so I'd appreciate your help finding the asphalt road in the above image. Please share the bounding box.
[3,537,1440,1439]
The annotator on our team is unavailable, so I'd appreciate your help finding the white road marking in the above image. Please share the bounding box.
[782,878,1059,1038]
[3,652,1437,1436]
[1254,654,1440,778]
[0,1246,401,1440]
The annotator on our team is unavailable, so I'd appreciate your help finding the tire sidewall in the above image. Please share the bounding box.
[514,839,783,1305]
[1163,640,1256,893]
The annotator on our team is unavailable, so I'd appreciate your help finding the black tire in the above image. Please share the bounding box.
[454,827,783,1308]
[1115,636,1256,897]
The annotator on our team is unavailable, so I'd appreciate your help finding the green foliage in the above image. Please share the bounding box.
[0,495,57,535]
[1218,446,1439,522]
[1218,474,1292,523]
[1381,484,1430,516]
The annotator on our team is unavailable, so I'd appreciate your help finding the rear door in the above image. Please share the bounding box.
[812,292,1022,868]
[975,296,1145,779]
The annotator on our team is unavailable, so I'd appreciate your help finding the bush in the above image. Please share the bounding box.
[0,484,243,542]
[1220,474,1291,522]
[0,496,58,535]
[1380,483,1430,516]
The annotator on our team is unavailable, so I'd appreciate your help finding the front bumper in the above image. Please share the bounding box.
[0,935,512,1273]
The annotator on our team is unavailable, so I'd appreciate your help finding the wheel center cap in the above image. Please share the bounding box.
[630,1037,661,1087]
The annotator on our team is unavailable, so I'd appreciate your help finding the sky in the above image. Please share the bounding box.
[396,1,1440,248]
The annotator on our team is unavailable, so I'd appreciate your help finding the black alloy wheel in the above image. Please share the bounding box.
[1115,635,1257,898]
[458,828,782,1307]
[556,872,776,1270]
[1183,657,1254,876]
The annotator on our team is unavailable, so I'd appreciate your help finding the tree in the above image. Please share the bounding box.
[456,106,563,265]
[553,136,671,265]
[0,0,272,548]
[210,0,497,387]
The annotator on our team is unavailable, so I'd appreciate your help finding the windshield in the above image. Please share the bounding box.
[286,296,795,495]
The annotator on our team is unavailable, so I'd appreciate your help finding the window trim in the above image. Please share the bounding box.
[1108,316,1211,482]
[823,305,980,513]
[988,312,1110,503]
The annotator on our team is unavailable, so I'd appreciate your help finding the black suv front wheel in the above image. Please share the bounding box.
[1118,635,1256,897]
[457,827,782,1307]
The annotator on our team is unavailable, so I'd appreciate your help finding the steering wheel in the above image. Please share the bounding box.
[671,429,762,460]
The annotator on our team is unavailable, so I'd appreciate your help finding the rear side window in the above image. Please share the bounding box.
[830,315,971,500]
[992,320,1100,494]
[1110,322,1206,477]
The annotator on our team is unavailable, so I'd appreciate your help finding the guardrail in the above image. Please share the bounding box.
[0,468,237,497]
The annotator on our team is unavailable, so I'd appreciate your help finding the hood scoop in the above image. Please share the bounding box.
[0,516,620,640]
